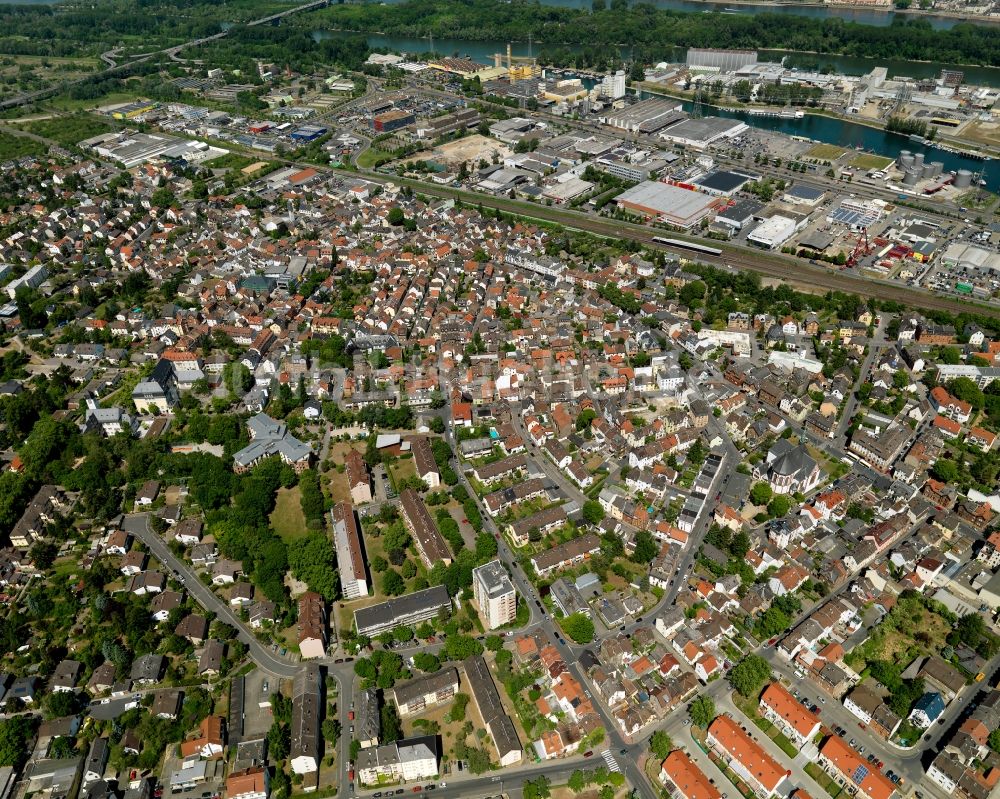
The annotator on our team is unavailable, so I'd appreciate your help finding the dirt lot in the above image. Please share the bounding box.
[410,134,512,168]
[959,119,1000,149]
[401,697,488,761]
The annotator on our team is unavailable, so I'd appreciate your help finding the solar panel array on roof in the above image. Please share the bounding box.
[829,207,879,228]
[851,764,869,785]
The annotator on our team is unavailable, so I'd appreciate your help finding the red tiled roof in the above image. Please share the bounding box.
[661,750,721,799]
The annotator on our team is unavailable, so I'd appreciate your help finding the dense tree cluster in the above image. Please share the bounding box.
[317,0,1000,67]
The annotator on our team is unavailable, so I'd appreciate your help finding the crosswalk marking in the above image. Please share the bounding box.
[602,750,620,772]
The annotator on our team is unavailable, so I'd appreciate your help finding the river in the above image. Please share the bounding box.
[321,28,1000,189]
[356,32,1000,89]
[373,0,989,29]
[674,98,1000,189]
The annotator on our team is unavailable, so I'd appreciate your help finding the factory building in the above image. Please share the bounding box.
[371,110,415,133]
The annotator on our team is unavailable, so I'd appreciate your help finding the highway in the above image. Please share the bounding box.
[0,0,333,110]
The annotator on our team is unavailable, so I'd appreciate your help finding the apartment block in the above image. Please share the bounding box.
[472,560,518,630]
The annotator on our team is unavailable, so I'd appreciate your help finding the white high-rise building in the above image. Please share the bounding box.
[602,70,626,100]
[472,560,518,629]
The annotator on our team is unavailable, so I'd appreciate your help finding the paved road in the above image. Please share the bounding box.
[834,314,888,443]
[122,513,300,678]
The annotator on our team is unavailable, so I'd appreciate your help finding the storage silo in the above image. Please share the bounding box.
[922,163,935,178]
[899,150,914,170]
[929,161,943,177]
[913,152,925,170]
[902,169,920,186]
[955,169,973,188]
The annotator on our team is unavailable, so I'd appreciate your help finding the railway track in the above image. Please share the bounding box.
[345,168,1000,319]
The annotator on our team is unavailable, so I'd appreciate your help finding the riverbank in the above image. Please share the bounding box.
[677,0,1000,26]
[638,82,999,160]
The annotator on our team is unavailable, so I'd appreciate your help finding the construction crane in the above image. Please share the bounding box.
[846,227,872,268]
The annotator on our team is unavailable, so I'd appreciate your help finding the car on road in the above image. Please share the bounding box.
[584,751,594,758]
[412,787,422,793]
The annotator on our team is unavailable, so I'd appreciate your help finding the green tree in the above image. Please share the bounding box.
[930,458,960,483]
[444,634,484,660]
[689,695,716,728]
[0,716,37,768]
[267,721,290,761]
[750,482,773,506]
[387,207,405,226]
[768,495,791,518]
[381,703,402,742]
[632,530,659,564]
[523,777,551,799]
[948,377,985,409]
[287,530,338,599]
[582,500,605,525]
[447,693,470,723]
[561,613,596,644]
[381,569,405,596]
[412,652,441,672]
[649,730,673,759]
[728,654,772,698]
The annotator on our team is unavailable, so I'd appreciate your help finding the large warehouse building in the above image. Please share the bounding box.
[658,117,749,149]
[599,98,685,134]
[747,215,800,249]
[615,181,721,229]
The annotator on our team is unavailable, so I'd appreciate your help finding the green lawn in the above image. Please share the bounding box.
[356,147,395,169]
[805,763,843,798]
[806,143,847,162]
[270,486,309,541]
[849,153,894,171]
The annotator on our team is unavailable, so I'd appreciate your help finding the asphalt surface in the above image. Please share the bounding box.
[122,513,301,678]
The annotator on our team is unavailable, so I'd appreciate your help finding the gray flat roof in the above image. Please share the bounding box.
[615,181,715,220]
